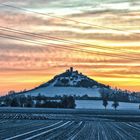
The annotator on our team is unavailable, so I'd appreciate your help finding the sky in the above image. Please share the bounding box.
[0,0,140,95]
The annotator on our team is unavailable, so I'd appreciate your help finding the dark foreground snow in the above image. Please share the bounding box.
[0,119,140,140]
[0,108,140,140]
[0,120,140,140]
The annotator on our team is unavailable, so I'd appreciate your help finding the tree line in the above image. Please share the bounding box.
[0,94,76,109]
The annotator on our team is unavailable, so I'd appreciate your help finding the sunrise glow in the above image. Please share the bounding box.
[0,0,140,95]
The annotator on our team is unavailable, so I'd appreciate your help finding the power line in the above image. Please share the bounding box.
[0,3,139,60]
[0,32,139,61]
[1,3,140,37]
[0,26,139,57]
[0,3,139,56]
[0,33,113,56]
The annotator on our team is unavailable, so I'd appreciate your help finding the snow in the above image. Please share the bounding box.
[76,100,140,110]
[50,72,89,87]
[22,68,108,98]
[19,68,140,103]
[0,117,140,139]
[5,121,63,140]
[24,86,101,97]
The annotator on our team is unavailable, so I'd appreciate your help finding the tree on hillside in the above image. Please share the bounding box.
[112,100,119,110]
[4,96,12,106]
[35,100,41,108]
[67,96,76,108]
[8,90,16,95]
[10,97,19,107]
[26,95,34,107]
[103,99,108,109]
[112,94,119,110]
[19,95,27,107]
[61,95,76,108]
[100,88,109,109]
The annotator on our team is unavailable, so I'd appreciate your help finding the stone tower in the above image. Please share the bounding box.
[70,67,73,72]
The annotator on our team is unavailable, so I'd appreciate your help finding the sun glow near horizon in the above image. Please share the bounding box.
[0,0,140,95]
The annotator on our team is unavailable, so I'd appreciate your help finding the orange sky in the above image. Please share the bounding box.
[0,0,140,95]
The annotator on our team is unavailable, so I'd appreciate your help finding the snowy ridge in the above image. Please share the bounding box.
[21,68,140,102]
[25,86,101,97]
[38,67,107,88]
[24,67,108,97]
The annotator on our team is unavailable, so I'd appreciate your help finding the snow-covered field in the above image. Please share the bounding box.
[0,106,140,139]
[0,119,140,140]
[76,100,140,110]
[0,119,139,140]
[24,86,101,97]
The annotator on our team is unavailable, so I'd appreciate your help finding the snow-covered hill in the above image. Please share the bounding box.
[24,87,101,97]
[23,67,109,97]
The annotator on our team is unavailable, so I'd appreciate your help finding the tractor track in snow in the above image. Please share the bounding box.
[0,108,140,140]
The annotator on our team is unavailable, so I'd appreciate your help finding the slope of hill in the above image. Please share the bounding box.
[23,67,109,97]
[0,67,140,103]
[24,87,101,97]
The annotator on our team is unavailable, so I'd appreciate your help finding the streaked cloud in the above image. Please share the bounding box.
[0,0,140,94]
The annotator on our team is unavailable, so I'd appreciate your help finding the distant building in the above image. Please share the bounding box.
[66,67,79,75]
[66,67,74,73]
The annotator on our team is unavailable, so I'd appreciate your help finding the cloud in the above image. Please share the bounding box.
[0,0,140,93]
